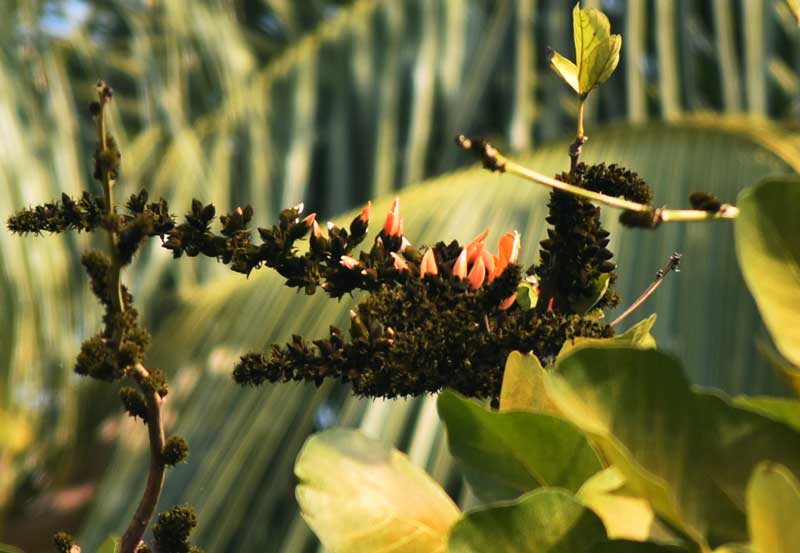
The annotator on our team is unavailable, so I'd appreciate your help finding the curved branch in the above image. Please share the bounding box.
[120,363,166,553]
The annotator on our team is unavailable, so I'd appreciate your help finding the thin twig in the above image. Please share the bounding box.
[120,364,167,553]
[455,136,740,224]
[610,253,682,328]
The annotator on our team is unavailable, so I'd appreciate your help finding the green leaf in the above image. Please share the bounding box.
[757,339,800,398]
[573,5,622,94]
[295,428,460,553]
[97,536,120,553]
[735,176,800,367]
[557,315,657,361]
[447,488,607,553]
[747,462,800,553]
[591,541,690,553]
[576,468,654,541]
[732,396,800,432]
[548,48,580,94]
[546,347,800,549]
[515,280,539,311]
[438,390,602,502]
[499,351,559,413]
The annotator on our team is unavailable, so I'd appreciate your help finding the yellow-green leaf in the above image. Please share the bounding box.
[576,467,655,541]
[548,48,580,94]
[735,177,800,367]
[295,428,460,553]
[573,4,622,94]
[556,314,657,362]
[499,352,559,414]
[747,462,800,553]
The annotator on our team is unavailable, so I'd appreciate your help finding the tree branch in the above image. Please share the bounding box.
[120,363,167,553]
[456,135,740,226]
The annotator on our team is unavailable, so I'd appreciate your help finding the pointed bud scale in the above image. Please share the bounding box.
[301,213,317,226]
[400,236,412,252]
[293,202,304,214]
[327,221,335,231]
[359,201,371,223]
[420,248,438,277]
[390,252,408,272]
[312,220,322,238]
[453,247,468,279]
[235,206,244,217]
[340,255,360,270]
[468,254,486,289]
[481,248,496,282]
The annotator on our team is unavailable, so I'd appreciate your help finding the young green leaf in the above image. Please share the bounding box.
[295,428,460,553]
[735,176,800,367]
[556,314,656,362]
[747,462,800,553]
[548,4,622,96]
[448,488,607,553]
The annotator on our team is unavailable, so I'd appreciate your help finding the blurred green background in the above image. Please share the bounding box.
[2,1,800,551]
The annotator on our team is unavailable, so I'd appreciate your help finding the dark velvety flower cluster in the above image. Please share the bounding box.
[7,191,105,235]
[152,505,201,553]
[536,162,654,314]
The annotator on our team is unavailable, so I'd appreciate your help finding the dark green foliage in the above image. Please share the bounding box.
[74,251,152,382]
[7,191,104,235]
[52,531,75,553]
[153,505,201,553]
[162,436,189,466]
[120,387,148,421]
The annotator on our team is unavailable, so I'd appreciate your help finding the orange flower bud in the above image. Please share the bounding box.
[468,254,486,289]
[500,293,517,310]
[420,248,438,277]
[481,248,496,282]
[301,212,317,226]
[340,255,360,270]
[496,231,521,275]
[453,247,468,279]
[466,228,489,263]
[383,197,403,236]
[390,252,408,272]
[359,201,371,223]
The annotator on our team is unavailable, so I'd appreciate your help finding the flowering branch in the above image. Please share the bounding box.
[456,135,739,227]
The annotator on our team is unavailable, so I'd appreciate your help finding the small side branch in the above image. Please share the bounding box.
[120,363,167,553]
[455,136,739,226]
[610,253,682,328]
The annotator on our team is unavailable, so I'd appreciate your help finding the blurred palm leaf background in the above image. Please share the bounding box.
[2,1,799,551]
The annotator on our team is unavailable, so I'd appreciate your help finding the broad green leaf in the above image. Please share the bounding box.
[747,462,800,553]
[557,315,657,361]
[546,347,800,549]
[499,351,559,413]
[295,428,460,553]
[712,546,753,553]
[438,390,602,502]
[447,488,607,553]
[0,543,26,553]
[576,468,654,541]
[548,49,580,94]
[97,536,120,553]
[735,177,800,367]
[732,396,800,432]
[591,541,689,553]
[573,5,622,94]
